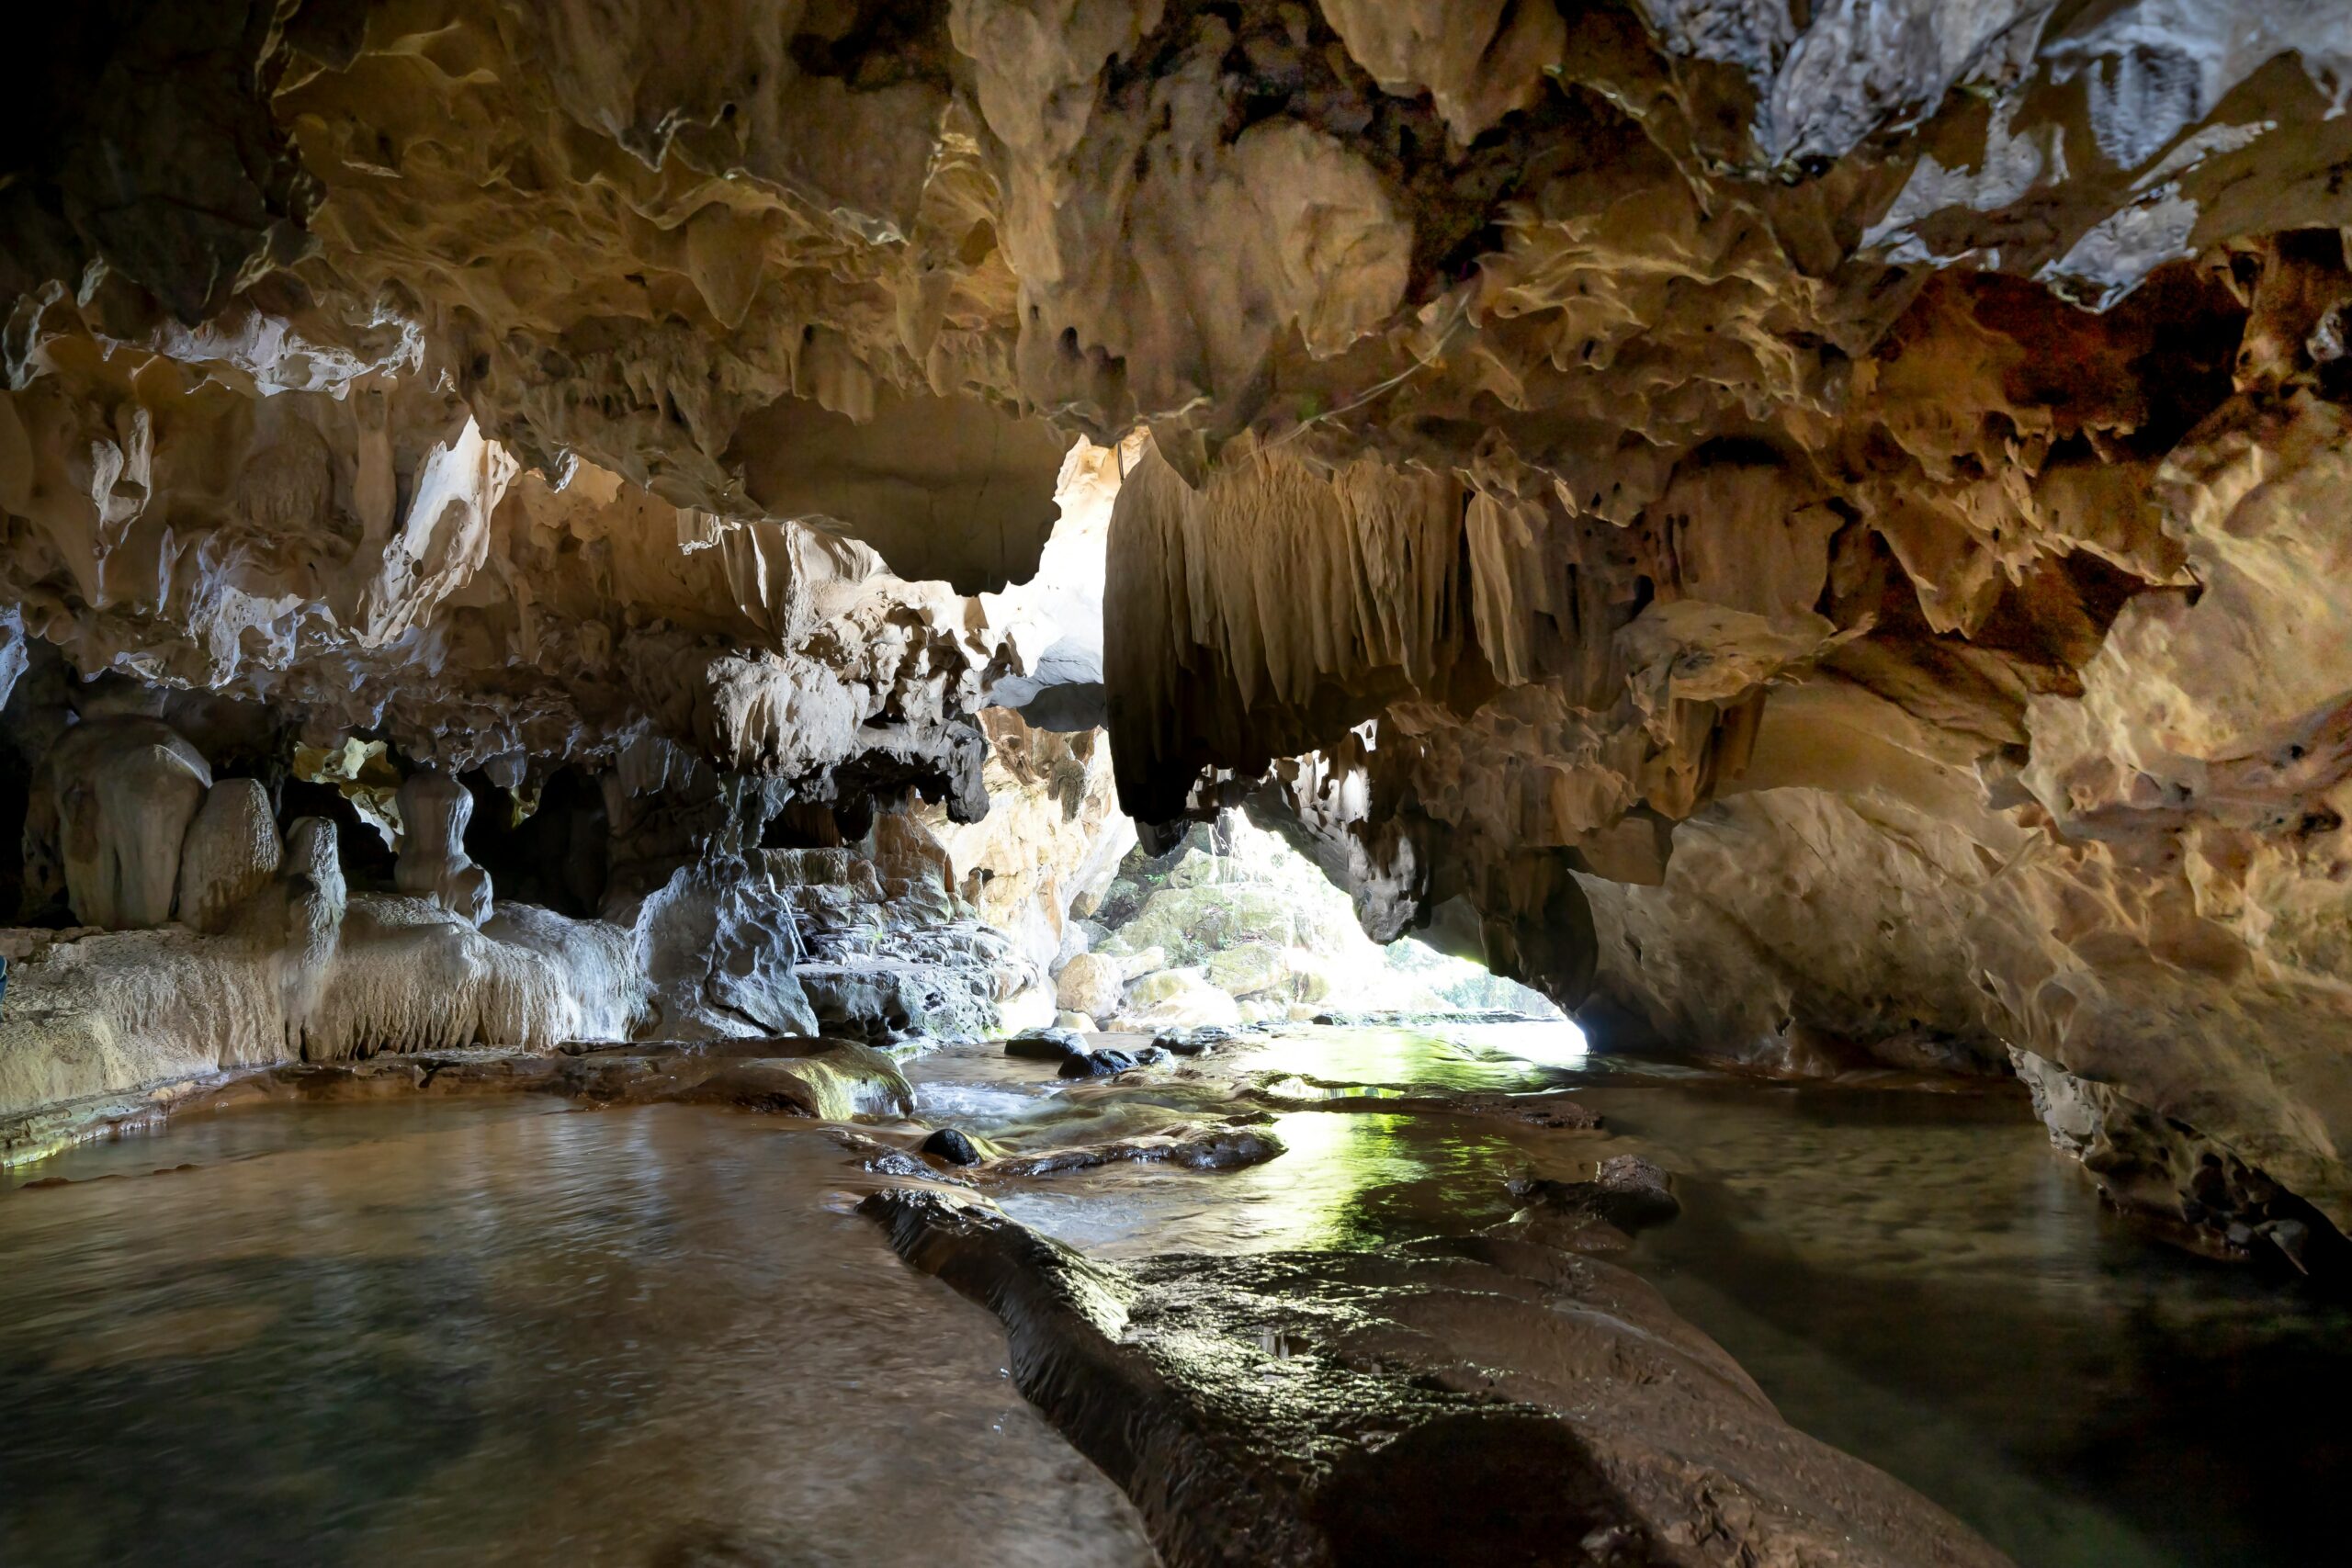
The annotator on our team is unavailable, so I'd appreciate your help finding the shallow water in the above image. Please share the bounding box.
[6,1024,2346,1568]
[909,1024,2352,1568]
[0,1100,1155,1568]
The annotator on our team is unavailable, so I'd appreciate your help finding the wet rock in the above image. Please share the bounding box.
[921,1127,984,1167]
[864,1149,938,1181]
[176,1038,915,1122]
[986,1124,1284,1177]
[2014,1047,2350,1275]
[1057,1048,1136,1079]
[1153,1025,1234,1056]
[861,1189,2012,1568]
[1004,1026,1088,1062]
[1510,1156,1680,1237]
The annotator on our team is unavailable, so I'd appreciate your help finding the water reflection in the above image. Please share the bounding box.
[0,1102,1154,1568]
[915,1023,2352,1568]
[9,1023,2346,1568]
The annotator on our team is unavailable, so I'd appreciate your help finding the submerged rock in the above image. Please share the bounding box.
[986,1124,1283,1178]
[119,1038,917,1126]
[862,1188,2012,1568]
[1505,1157,1681,1254]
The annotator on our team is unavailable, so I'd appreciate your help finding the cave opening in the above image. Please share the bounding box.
[13,7,2352,1567]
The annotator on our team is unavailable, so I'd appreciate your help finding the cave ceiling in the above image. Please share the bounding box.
[14,3,2352,1214]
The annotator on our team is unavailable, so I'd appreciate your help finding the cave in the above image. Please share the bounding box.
[4,5,2352,1565]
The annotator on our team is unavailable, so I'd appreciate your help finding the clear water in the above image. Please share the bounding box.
[908,1025,2352,1568]
[0,1099,1155,1568]
[6,1024,2346,1568]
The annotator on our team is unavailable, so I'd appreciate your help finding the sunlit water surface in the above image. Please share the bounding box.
[911,1024,2352,1568]
[6,1023,2346,1568]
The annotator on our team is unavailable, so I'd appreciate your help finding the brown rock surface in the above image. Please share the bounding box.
[6,5,2352,1234]
[865,1184,2014,1567]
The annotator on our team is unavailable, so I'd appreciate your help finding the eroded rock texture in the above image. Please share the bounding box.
[6,4,2352,1238]
[865,1185,2012,1567]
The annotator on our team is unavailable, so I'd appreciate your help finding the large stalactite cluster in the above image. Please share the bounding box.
[8,3,2352,1249]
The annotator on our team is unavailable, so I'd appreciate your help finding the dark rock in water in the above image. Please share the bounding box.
[1057,1047,1136,1079]
[865,1149,938,1180]
[1005,1027,1088,1062]
[922,1127,984,1167]
[1154,1025,1234,1056]
[989,1124,1284,1177]
[1510,1155,1680,1236]
[1165,1127,1280,1170]
[1132,1045,1168,1066]
[1590,1154,1681,1230]
[860,1189,2012,1568]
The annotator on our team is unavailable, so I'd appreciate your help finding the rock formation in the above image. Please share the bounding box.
[865,1185,2012,1567]
[5,3,2352,1255]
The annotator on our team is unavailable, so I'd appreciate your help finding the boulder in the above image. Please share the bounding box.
[1005,1026,1089,1062]
[1116,968,1243,1032]
[922,1126,985,1166]
[1055,951,1125,1020]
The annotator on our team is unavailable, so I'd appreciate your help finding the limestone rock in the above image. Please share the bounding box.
[391,772,492,926]
[9,0,2352,1235]
[30,718,212,931]
[864,1188,2012,1568]
[175,780,282,935]
[1115,968,1243,1032]
[1054,952,1125,1021]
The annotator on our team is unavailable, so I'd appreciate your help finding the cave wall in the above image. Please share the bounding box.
[8,4,2352,1240]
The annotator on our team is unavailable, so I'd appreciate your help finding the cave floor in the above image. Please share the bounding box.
[5,1023,2346,1567]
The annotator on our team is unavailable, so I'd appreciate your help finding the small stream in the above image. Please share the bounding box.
[5,1023,2346,1566]
[901,1025,2352,1568]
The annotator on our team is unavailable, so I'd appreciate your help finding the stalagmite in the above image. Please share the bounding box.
[175,779,283,935]
[32,718,212,931]
[391,771,492,926]
[277,815,346,1049]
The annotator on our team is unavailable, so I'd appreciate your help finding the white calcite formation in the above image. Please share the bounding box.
[6,2,2352,1256]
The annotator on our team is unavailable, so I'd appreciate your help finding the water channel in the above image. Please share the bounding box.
[5,1023,2343,1566]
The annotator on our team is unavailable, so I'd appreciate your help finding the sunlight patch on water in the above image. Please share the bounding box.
[1441,1018,1589,1069]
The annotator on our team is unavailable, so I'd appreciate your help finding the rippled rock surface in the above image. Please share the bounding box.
[865,1184,2010,1567]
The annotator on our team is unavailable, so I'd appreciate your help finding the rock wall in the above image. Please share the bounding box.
[10,5,2352,1242]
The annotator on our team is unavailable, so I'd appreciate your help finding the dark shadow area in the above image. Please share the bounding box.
[461,767,608,917]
